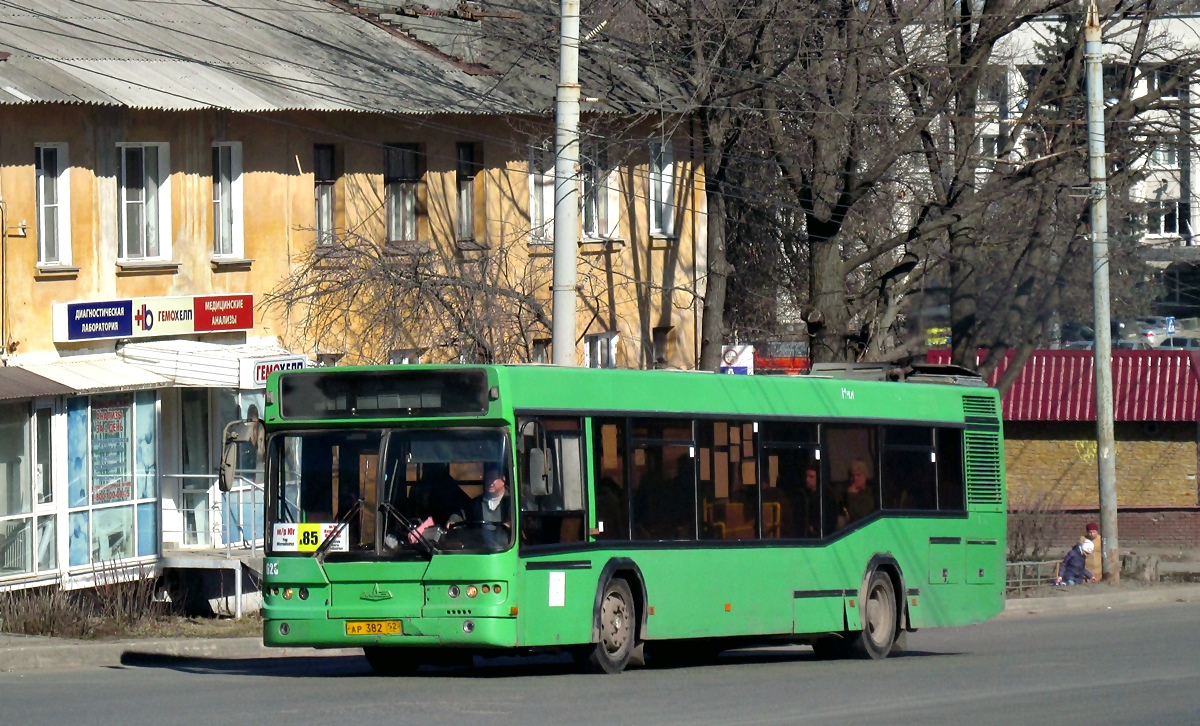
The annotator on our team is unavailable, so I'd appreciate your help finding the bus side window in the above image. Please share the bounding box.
[936,428,966,511]
[518,417,586,546]
[881,426,937,511]
[593,419,629,540]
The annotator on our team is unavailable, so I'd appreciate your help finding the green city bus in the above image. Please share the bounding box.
[223,364,1005,674]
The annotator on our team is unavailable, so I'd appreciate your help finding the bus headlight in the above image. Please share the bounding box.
[448,585,461,599]
[466,585,478,598]
[463,620,475,634]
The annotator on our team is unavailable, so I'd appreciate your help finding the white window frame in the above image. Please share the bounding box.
[212,142,244,258]
[583,142,619,239]
[1149,65,1181,99]
[529,140,553,242]
[649,141,675,236]
[978,134,1001,171]
[117,142,171,261]
[1146,199,1185,237]
[35,143,71,267]
[456,142,480,242]
[385,143,420,244]
[314,144,336,247]
[584,332,619,369]
[1148,137,1179,169]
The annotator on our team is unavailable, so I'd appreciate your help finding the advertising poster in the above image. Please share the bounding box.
[91,395,133,504]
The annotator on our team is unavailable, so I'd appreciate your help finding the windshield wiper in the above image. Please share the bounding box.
[379,502,436,558]
[314,498,365,561]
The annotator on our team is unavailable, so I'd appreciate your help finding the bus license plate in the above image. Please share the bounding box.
[345,620,402,636]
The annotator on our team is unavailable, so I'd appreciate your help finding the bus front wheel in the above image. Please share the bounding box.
[582,577,635,674]
[849,571,898,660]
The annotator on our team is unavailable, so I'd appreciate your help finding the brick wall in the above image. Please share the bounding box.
[1005,421,1199,507]
[1021,508,1200,551]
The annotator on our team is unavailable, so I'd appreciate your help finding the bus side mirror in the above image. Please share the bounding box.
[527,447,554,497]
[219,419,263,492]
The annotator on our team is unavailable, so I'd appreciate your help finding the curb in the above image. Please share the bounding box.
[0,636,360,673]
[1001,583,1200,617]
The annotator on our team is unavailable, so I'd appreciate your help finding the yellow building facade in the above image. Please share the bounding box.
[0,0,705,592]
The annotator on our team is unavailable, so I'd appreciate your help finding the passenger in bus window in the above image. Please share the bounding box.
[835,460,876,529]
[794,466,823,538]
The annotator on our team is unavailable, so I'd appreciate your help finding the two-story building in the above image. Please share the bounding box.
[0,0,705,594]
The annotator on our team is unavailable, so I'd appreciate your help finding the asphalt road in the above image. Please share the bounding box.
[2,600,1197,726]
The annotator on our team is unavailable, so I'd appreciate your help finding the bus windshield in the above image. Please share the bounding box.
[268,427,512,557]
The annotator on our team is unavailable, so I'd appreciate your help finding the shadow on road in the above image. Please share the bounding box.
[119,644,953,679]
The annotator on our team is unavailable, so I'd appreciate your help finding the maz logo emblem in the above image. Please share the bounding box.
[361,584,394,601]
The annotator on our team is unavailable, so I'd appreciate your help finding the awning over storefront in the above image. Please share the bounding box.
[23,356,172,394]
[119,340,307,389]
[0,365,75,402]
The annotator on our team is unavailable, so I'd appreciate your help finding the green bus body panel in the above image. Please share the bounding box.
[259,365,1006,653]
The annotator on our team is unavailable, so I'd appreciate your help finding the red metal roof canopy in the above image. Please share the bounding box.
[925,350,1200,422]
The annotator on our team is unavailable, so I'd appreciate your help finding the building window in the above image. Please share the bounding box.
[649,141,675,236]
[456,142,481,241]
[35,143,71,266]
[1149,137,1179,169]
[583,143,616,239]
[529,140,553,241]
[652,326,673,368]
[1147,200,1188,236]
[118,143,170,261]
[212,142,243,258]
[585,332,618,369]
[980,65,1008,105]
[385,144,420,243]
[314,144,336,246]
[1148,64,1181,99]
[978,135,1001,170]
[66,392,160,567]
[532,338,551,364]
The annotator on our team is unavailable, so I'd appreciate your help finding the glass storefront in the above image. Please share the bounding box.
[0,403,33,577]
[177,388,263,547]
[67,391,159,567]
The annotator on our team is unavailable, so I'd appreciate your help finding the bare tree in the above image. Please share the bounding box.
[264,231,552,365]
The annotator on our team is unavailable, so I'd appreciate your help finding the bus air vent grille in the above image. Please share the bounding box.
[964,431,1003,505]
[962,395,998,418]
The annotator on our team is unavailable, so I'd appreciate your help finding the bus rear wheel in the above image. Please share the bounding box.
[583,577,635,674]
[849,571,898,660]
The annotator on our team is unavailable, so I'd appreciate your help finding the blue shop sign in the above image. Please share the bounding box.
[64,301,133,340]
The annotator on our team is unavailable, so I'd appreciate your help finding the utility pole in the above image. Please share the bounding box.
[551,0,581,366]
[1085,1,1119,583]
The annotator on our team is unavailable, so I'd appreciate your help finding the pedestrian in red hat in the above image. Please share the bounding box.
[1084,522,1102,581]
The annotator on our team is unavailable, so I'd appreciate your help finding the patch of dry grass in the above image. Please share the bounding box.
[1,561,261,640]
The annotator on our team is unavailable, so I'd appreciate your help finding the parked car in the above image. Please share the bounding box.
[1064,339,1154,350]
[1156,336,1200,350]
[1115,339,1154,350]
[1134,316,1174,346]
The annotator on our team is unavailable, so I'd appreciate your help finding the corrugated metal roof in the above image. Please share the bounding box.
[0,0,526,113]
[926,350,1200,421]
[24,356,171,394]
[0,366,75,402]
[356,0,690,115]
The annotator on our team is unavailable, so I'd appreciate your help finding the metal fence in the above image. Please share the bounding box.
[1006,560,1059,593]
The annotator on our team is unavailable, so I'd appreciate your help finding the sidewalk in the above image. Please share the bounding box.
[3,581,1198,672]
[1002,581,1200,617]
[0,633,359,672]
